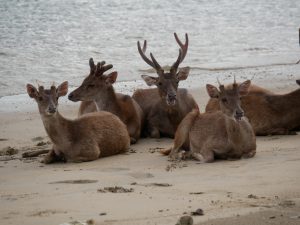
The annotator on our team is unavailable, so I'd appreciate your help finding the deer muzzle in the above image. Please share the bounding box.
[68,92,79,102]
[234,109,244,121]
[166,93,177,106]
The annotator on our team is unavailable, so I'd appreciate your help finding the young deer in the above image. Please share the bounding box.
[133,33,198,138]
[206,79,300,135]
[26,81,130,163]
[68,59,143,144]
[166,79,256,163]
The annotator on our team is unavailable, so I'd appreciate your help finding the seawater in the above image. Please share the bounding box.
[0,0,299,97]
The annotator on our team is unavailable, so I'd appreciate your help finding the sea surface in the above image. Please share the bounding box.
[0,0,299,97]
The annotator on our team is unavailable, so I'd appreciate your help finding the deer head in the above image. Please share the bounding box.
[206,77,251,121]
[137,33,190,106]
[68,58,116,102]
[26,81,68,116]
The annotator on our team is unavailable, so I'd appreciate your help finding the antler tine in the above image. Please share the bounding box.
[150,53,162,71]
[95,61,113,76]
[137,40,157,70]
[217,77,221,86]
[216,77,225,91]
[174,33,189,63]
[171,33,189,72]
[102,64,113,73]
[89,58,96,72]
[233,75,236,84]
[142,40,147,53]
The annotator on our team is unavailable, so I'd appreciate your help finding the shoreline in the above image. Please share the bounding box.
[1,63,299,114]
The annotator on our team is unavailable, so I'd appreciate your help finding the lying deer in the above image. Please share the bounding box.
[206,79,300,135]
[133,33,198,138]
[27,81,130,163]
[68,59,143,144]
[165,78,256,162]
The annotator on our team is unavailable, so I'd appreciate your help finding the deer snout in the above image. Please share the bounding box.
[234,109,244,121]
[166,93,177,106]
[68,92,79,102]
[46,106,57,114]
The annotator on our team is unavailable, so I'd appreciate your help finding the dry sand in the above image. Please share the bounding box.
[0,65,300,225]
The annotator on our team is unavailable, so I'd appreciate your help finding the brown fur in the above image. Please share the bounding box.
[206,80,300,135]
[27,82,130,163]
[134,33,198,138]
[133,88,198,138]
[168,80,256,162]
[68,59,143,144]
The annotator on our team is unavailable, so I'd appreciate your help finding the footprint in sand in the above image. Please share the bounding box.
[128,172,154,179]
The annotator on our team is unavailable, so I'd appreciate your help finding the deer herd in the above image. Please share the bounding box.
[26,33,300,164]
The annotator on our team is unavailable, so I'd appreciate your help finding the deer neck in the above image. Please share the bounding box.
[224,115,245,143]
[93,86,120,115]
[40,111,70,145]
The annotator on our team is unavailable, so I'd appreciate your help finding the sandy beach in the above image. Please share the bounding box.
[0,64,300,225]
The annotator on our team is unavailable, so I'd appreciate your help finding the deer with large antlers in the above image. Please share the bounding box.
[26,81,130,163]
[164,78,256,162]
[133,33,198,138]
[206,79,300,135]
[68,59,143,144]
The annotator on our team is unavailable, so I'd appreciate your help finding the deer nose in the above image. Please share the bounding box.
[235,110,244,119]
[168,93,177,100]
[68,93,74,100]
[47,107,56,114]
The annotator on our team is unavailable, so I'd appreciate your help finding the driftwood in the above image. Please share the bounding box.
[22,149,49,158]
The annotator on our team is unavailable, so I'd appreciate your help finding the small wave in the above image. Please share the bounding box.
[190,62,299,72]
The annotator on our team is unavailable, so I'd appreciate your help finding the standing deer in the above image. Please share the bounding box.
[133,33,198,138]
[26,81,130,163]
[165,78,256,163]
[68,59,143,144]
[206,79,300,135]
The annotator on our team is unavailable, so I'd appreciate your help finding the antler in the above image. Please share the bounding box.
[89,58,96,73]
[95,61,113,76]
[171,33,189,73]
[137,40,163,75]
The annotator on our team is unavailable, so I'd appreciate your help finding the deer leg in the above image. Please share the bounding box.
[148,126,160,138]
[72,145,100,163]
[242,150,256,159]
[41,148,65,164]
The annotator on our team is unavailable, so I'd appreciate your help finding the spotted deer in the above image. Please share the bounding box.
[26,81,130,163]
[132,33,198,138]
[164,78,256,163]
[68,59,143,144]
[206,79,300,135]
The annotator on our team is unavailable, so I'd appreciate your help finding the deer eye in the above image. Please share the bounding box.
[221,98,227,103]
[38,96,43,101]
[158,82,162,86]
[87,84,95,89]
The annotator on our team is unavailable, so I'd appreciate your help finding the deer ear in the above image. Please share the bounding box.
[206,84,219,98]
[106,71,118,84]
[176,66,190,81]
[26,84,39,98]
[141,75,158,86]
[57,81,68,97]
[238,80,251,96]
[296,80,300,86]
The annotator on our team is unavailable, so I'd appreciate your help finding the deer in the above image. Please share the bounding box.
[205,79,300,135]
[132,33,198,138]
[26,81,130,163]
[163,78,256,163]
[68,59,143,144]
